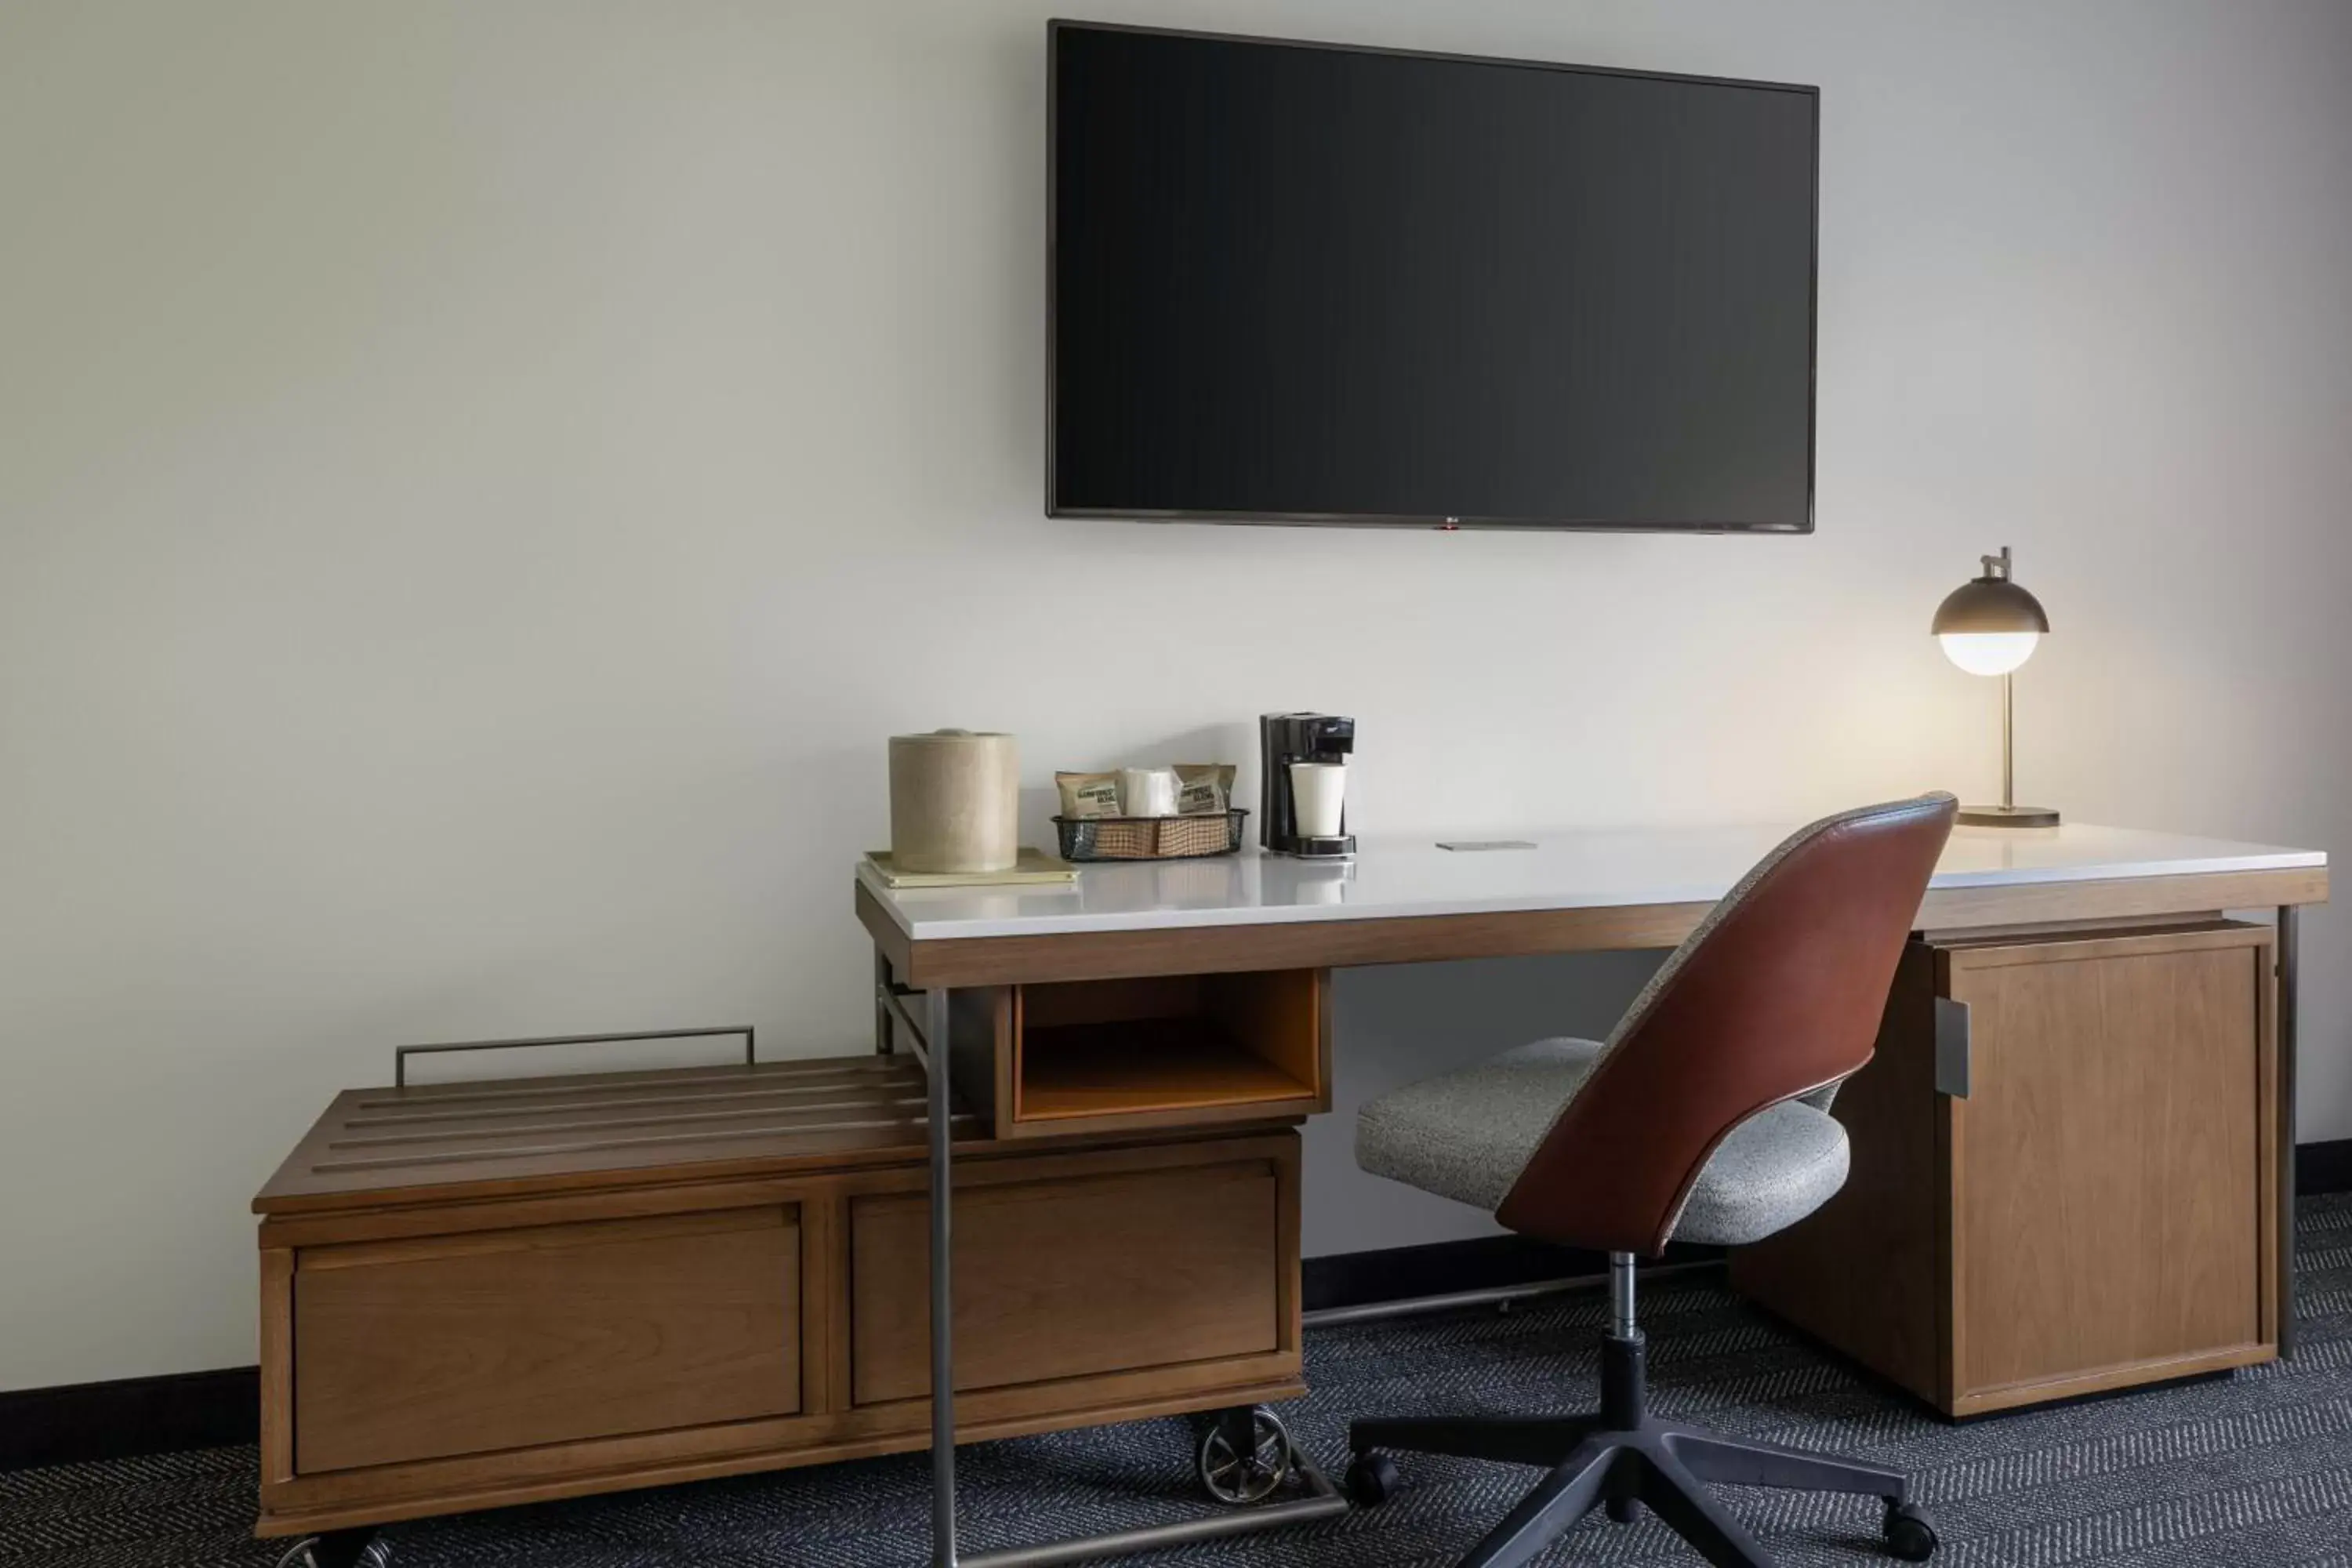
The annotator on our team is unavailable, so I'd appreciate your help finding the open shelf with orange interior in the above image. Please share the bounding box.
[939,969,1331,1139]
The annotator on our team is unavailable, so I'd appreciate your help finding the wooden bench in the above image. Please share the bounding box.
[252,1051,1305,1541]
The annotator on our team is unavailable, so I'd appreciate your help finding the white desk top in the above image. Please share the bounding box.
[859,823,2326,942]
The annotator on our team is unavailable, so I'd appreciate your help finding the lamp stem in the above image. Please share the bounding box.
[2001,670,2015,811]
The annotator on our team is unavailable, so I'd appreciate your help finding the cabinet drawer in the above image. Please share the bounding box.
[850,1160,1280,1405]
[294,1209,800,1474]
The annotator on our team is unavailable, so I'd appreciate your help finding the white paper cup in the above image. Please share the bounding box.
[1118,766,1180,818]
[1289,761,1348,838]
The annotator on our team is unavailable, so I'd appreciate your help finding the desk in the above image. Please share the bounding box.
[857,821,2326,1563]
[858,822,2325,984]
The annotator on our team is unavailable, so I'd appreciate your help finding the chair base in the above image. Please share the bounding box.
[1347,1334,1936,1568]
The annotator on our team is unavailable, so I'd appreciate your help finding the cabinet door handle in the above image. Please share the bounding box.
[1935,998,1972,1098]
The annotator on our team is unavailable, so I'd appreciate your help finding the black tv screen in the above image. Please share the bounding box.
[1048,23,1819,531]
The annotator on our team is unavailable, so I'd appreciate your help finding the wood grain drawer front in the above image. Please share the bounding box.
[1948,927,2270,1398]
[294,1209,801,1475]
[850,1161,1279,1406]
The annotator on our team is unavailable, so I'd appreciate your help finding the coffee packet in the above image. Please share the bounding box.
[1054,771,1123,819]
[1173,763,1236,816]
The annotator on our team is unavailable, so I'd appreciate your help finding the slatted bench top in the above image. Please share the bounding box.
[253,1054,983,1215]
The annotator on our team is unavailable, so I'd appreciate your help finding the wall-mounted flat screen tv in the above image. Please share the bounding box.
[1048,21,1820,531]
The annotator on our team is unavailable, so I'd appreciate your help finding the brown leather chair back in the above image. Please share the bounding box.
[1495,793,1957,1258]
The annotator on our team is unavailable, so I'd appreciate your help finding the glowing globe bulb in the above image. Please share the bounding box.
[1938,630,2039,677]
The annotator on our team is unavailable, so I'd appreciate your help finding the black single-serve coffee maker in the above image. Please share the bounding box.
[1259,713,1356,858]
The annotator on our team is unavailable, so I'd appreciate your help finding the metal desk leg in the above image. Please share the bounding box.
[927,985,957,1566]
[880,979,1350,1568]
[2278,905,2299,1358]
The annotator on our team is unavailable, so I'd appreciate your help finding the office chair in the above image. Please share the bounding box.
[1345,793,1958,1568]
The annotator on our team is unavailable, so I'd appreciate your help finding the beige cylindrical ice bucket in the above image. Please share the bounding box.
[888,730,1020,873]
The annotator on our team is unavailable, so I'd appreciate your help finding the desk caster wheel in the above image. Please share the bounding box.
[1198,1404,1290,1504]
[276,1530,386,1568]
[1344,1452,1399,1507]
[1884,1501,1938,1561]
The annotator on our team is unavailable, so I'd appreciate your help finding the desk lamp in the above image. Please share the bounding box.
[1933,546,2057,827]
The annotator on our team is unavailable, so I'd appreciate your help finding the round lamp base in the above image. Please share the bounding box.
[1958,804,2061,829]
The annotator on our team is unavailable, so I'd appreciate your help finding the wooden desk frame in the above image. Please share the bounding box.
[860,860,2325,1568]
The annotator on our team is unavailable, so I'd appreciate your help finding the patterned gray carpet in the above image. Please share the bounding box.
[9,1194,2350,1568]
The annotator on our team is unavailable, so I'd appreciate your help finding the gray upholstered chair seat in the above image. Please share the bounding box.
[1356,1036,1849,1247]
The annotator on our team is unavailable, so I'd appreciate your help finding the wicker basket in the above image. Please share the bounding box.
[1054,809,1248,862]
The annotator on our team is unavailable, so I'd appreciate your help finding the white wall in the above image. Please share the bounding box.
[2,0,2348,1392]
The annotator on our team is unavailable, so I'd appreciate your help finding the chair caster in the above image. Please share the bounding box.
[1344,1451,1399,1507]
[1198,1405,1291,1504]
[1884,1500,1938,1561]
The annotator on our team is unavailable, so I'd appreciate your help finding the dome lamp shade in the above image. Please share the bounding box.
[1933,547,2058,828]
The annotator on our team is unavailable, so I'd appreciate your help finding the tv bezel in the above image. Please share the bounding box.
[1045,18,1821,534]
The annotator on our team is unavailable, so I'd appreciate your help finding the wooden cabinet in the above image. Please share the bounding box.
[254,1057,1304,1539]
[1733,920,2277,1417]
